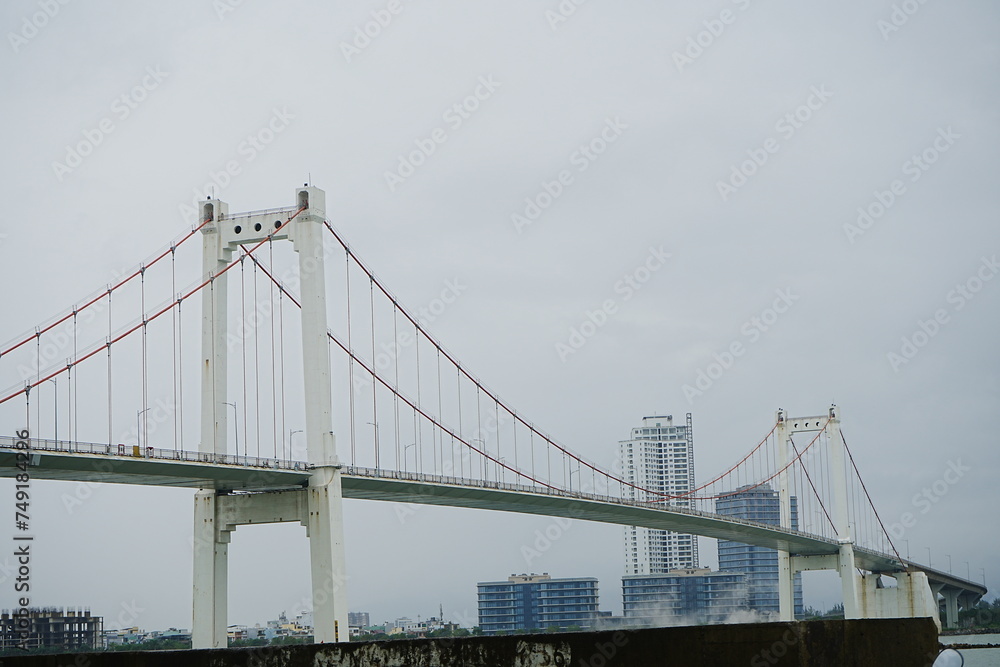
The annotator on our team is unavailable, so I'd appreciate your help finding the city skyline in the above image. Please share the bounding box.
[1,0,997,634]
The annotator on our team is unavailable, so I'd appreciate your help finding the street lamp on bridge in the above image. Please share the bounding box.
[48,378,57,443]
[289,429,303,463]
[223,402,239,456]
[137,407,151,449]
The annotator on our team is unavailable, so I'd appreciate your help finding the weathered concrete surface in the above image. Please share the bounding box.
[0,618,940,666]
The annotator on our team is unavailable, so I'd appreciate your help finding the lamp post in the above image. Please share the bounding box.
[48,378,57,444]
[926,547,932,568]
[946,554,952,574]
[137,407,151,449]
[902,539,910,560]
[289,429,303,463]
[367,421,380,468]
[224,402,239,457]
[404,443,416,471]
[472,438,487,480]
[964,562,970,580]
[569,467,580,492]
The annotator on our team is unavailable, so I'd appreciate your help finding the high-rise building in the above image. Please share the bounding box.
[0,607,103,652]
[620,414,698,574]
[477,573,599,634]
[622,568,748,625]
[715,484,804,617]
[348,612,370,628]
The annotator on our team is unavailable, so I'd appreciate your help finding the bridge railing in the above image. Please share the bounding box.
[339,464,849,553]
[3,436,907,566]
[0,435,309,472]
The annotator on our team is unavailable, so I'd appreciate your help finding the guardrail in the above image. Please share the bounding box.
[4,435,906,564]
[0,435,309,471]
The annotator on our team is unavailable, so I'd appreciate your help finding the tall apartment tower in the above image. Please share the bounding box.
[620,414,698,574]
[715,484,804,617]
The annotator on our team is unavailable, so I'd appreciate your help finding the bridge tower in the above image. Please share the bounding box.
[775,405,939,628]
[191,186,348,648]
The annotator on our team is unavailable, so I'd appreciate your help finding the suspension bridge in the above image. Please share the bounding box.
[0,186,985,648]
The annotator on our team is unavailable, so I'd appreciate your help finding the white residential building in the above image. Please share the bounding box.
[620,414,698,574]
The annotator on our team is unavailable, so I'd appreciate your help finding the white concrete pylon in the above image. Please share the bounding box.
[826,405,861,618]
[198,198,231,457]
[192,490,228,648]
[775,408,795,622]
[292,185,349,641]
[191,186,349,648]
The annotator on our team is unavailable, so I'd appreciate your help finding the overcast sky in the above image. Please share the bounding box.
[1,0,997,631]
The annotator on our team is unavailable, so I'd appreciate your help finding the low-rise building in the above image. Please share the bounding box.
[478,573,599,635]
[1,607,103,652]
[622,568,749,625]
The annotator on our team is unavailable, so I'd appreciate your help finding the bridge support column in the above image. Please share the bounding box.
[774,410,795,621]
[192,490,229,649]
[838,541,861,618]
[857,571,941,631]
[943,589,960,629]
[307,469,349,643]
[294,186,349,642]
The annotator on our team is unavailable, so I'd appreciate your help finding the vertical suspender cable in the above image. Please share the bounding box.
[171,247,179,451]
[72,309,78,444]
[107,288,113,446]
[345,250,356,466]
[369,278,379,470]
[456,365,463,479]
[278,262,287,463]
[269,239,278,460]
[476,385,482,480]
[494,400,501,483]
[177,286,184,451]
[393,306,401,471]
[141,266,148,450]
[415,315,423,475]
[253,259,260,459]
[437,346,444,476]
[241,258,249,459]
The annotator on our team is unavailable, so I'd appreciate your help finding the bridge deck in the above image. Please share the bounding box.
[0,437,986,601]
